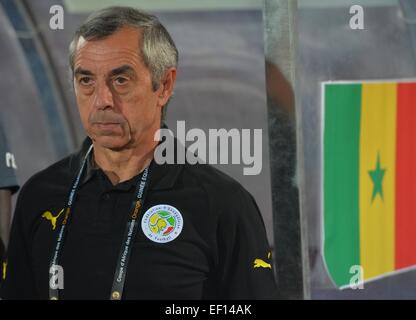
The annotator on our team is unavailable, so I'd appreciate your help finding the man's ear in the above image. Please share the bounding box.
[157,67,177,107]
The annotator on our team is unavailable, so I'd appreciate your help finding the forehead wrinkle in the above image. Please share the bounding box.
[74,51,142,76]
[75,30,142,58]
[75,48,140,63]
[78,45,140,56]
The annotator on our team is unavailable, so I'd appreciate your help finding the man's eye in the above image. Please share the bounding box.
[79,77,93,86]
[114,77,129,85]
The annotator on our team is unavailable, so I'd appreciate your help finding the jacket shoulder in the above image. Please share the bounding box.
[17,152,80,206]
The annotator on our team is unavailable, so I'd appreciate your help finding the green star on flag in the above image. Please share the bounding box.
[368,152,386,203]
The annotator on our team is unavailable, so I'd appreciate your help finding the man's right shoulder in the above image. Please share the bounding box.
[18,152,80,204]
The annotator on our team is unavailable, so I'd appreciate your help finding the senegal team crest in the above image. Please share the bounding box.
[141,204,183,243]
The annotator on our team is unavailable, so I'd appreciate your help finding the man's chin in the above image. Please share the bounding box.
[92,136,130,151]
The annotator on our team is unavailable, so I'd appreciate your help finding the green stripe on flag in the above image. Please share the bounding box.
[324,84,361,287]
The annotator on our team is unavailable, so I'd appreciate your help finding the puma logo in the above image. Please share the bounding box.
[42,208,65,230]
[2,261,6,280]
[253,251,272,269]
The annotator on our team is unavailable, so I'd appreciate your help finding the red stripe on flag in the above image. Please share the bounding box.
[395,82,416,269]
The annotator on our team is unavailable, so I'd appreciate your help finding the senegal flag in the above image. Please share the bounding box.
[323,81,416,289]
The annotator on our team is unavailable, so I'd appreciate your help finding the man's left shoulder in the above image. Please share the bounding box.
[182,163,255,208]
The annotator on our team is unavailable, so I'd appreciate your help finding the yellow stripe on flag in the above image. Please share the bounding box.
[359,83,397,280]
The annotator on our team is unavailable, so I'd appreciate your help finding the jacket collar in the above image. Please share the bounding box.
[70,127,184,191]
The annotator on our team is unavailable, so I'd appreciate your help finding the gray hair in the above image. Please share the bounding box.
[69,6,178,120]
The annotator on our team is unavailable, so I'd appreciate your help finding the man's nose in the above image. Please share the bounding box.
[94,82,114,110]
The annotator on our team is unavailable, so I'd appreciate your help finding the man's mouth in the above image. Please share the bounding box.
[95,122,121,129]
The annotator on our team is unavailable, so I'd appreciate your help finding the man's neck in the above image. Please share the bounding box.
[92,140,157,186]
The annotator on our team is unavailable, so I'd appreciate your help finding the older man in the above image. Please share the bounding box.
[1,6,277,300]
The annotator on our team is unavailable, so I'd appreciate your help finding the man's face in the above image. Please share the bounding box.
[73,27,171,150]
